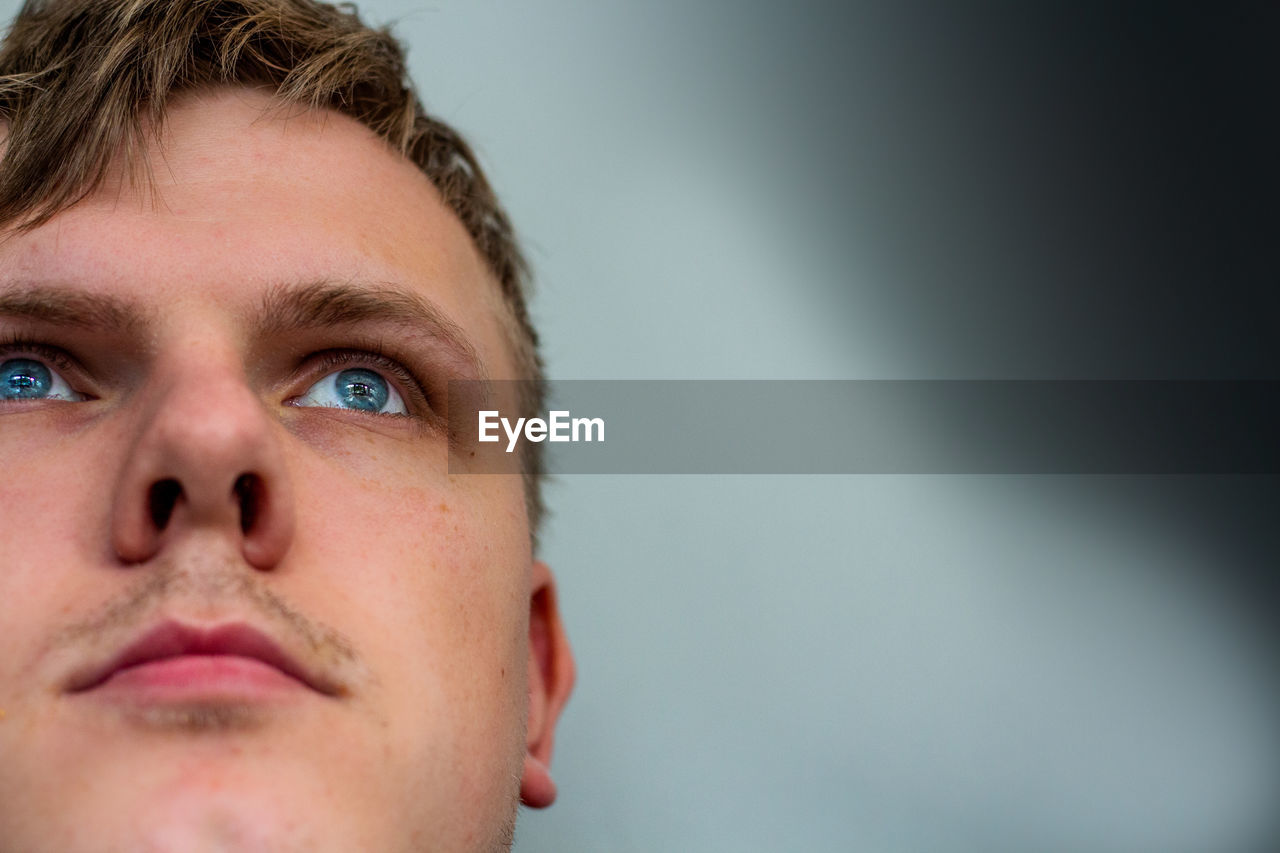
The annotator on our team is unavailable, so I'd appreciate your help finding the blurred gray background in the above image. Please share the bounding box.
[385,5,1280,850]
[7,1,1278,850]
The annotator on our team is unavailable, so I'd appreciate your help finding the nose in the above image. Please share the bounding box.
[110,357,295,569]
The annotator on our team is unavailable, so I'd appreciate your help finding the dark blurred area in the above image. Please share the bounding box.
[798,1,1279,378]
[806,1,1280,653]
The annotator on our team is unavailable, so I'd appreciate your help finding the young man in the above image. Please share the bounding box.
[0,1,574,850]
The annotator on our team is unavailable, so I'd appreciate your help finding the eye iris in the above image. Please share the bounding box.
[335,368,389,412]
[1,358,52,400]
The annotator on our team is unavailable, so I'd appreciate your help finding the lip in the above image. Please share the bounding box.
[67,620,341,700]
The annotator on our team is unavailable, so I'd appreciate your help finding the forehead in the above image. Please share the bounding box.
[0,87,514,375]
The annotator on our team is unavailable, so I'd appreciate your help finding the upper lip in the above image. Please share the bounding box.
[66,620,340,696]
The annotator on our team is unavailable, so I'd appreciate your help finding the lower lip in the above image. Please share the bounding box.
[88,655,308,702]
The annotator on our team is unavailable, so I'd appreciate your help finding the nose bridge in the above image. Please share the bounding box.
[111,345,295,568]
[148,353,266,468]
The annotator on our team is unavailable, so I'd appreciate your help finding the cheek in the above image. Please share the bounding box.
[0,417,111,542]
[0,420,122,696]
[286,456,532,811]
[288,450,531,694]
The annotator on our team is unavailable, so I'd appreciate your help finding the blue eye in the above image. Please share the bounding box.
[292,367,408,415]
[1,357,84,402]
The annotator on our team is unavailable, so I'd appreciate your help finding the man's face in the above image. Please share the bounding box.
[0,88,569,852]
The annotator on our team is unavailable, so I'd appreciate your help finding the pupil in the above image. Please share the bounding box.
[2,359,52,400]
[335,368,388,412]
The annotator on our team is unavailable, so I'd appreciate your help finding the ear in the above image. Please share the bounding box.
[519,559,576,808]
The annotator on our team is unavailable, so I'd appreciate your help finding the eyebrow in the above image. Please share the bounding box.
[0,285,152,335]
[256,279,486,377]
[0,279,485,376]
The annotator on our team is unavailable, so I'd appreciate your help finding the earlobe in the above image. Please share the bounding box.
[519,560,575,808]
[519,755,557,809]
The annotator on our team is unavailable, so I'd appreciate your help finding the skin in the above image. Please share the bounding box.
[0,88,574,852]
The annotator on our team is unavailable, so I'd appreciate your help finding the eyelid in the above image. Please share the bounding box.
[0,335,81,374]
[0,335,95,399]
[302,347,436,418]
[0,337,440,418]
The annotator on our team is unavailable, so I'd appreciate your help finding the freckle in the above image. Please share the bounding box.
[438,502,449,513]
[0,708,6,720]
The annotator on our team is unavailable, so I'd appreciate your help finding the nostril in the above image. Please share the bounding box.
[234,473,263,534]
[148,479,182,530]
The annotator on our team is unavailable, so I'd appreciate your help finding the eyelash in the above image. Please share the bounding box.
[0,330,83,384]
[0,334,435,418]
[305,344,436,417]
[0,333,80,375]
